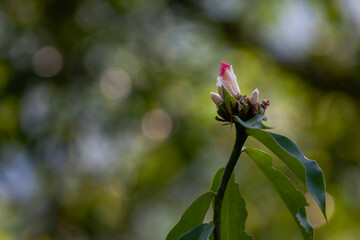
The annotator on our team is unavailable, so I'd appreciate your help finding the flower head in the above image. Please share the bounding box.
[211,61,269,123]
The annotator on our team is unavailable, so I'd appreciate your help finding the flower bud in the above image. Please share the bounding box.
[260,99,270,112]
[210,92,223,106]
[217,61,241,98]
[249,88,259,104]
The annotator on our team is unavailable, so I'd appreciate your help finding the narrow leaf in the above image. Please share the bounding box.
[245,128,327,219]
[233,115,271,130]
[166,192,214,240]
[178,223,214,240]
[210,168,225,213]
[222,85,237,115]
[210,168,224,192]
[221,173,252,240]
[244,148,313,240]
[217,103,228,120]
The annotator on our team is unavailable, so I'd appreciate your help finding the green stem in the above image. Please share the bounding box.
[213,123,248,240]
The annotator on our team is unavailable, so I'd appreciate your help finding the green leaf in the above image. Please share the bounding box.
[210,168,224,192]
[243,148,313,240]
[233,115,271,130]
[245,128,327,220]
[209,232,214,240]
[166,192,214,240]
[210,168,225,213]
[178,224,214,240]
[222,85,237,115]
[217,103,228,120]
[221,173,252,240]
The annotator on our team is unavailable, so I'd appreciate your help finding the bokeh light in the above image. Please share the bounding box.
[142,109,172,141]
[32,46,63,77]
[100,68,132,99]
[305,192,335,228]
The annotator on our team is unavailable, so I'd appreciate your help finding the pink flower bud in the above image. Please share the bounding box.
[249,88,259,104]
[261,99,270,112]
[210,92,223,106]
[217,61,241,98]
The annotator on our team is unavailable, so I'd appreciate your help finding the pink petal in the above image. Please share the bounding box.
[219,61,230,77]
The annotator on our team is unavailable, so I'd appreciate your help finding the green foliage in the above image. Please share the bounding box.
[243,148,313,240]
[234,114,326,220]
[178,224,215,240]
[166,192,214,240]
[168,114,327,240]
[221,86,238,117]
[210,168,225,193]
[217,103,229,120]
[245,129,327,219]
[233,115,270,129]
[210,167,252,239]
[220,173,252,240]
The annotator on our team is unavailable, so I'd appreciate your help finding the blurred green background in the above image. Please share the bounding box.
[0,0,359,239]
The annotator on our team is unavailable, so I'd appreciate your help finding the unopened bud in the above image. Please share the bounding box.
[210,92,223,106]
[261,99,270,112]
[249,88,259,104]
[217,61,241,98]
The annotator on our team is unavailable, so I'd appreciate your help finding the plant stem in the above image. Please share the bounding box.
[213,123,248,240]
